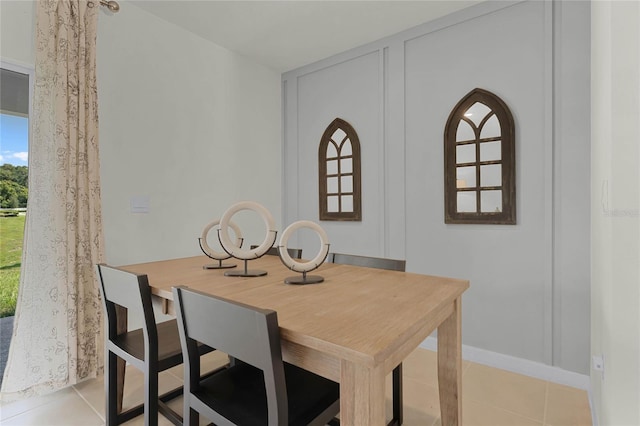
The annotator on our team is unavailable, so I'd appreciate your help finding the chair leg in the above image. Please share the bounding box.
[105,351,119,426]
[184,397,192,426]
[180,405,200,426]
[145,370,159,426]
[391,363,403,426]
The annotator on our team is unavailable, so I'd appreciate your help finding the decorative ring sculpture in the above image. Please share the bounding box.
[278,220,330,285]
[218,201,277,277]
[198,219,242,269]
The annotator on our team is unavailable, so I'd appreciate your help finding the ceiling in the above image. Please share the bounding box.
[130,0,483,72]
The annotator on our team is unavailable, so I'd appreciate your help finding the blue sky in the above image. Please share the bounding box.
[0,113,28,166]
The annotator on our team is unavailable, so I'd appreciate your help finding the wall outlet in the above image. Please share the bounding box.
[592,355,605,379]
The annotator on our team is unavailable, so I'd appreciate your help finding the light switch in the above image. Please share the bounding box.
[130,195,150,213]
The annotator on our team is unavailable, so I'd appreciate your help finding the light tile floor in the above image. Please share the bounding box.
[0,348,592,426]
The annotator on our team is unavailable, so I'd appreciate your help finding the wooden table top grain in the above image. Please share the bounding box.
[120,255,469,425]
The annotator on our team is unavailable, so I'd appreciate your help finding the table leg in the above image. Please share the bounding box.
[438,297,462,426]
[339,360,386,426]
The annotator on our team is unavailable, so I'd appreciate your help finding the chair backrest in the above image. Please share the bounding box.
[96,264,157,346]
[328,253,406,272]
[173,286,287,423]
[251,245,303,259]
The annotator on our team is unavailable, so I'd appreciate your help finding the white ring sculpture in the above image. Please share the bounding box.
[200,219,243,260]
[218,201,277,269]
[279,220,330,284]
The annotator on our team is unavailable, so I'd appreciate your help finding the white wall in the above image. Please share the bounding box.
[591,1,640,424]
[0,1,282,266]
[97,1,282,265]
[283,0,591,374]
[0,1,35,67]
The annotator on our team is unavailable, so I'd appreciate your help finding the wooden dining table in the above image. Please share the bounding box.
[119,255,469,426]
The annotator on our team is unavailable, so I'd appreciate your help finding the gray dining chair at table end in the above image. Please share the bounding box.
[172,285,340,426]
[250,244,303,259]
[327,252,407,426]
[96,264,222,426]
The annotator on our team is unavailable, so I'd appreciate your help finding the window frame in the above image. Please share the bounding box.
[444,88,516,224]
[318,118,362,221]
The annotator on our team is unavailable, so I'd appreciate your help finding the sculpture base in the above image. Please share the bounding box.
[203,263,236,270]
[225,269,267,277]
[285,275,324,285]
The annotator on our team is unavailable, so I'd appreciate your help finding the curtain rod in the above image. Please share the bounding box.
[100,0,120,12]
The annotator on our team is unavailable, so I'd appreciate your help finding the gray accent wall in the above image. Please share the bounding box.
[282,0,590,374]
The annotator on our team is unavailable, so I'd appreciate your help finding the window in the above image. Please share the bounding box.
[444,88,516,224]
[0,64,31,370]
[318,118,361,221]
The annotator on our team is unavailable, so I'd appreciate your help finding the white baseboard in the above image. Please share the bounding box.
[419,336,591,390]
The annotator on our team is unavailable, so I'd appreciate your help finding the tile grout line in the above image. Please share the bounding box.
[463,361,550,423]
[464,395,546,425]
[165,368,183,381]
[404,368,546,425]
[0,406,29,423]
[72,384,105,422]
[0,390,71,423]
[462,361,472,377]
[431,406,442,426]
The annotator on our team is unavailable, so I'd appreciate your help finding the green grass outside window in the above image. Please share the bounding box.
[0,215,24,317]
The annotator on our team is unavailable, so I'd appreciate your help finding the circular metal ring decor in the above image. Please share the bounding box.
[218,201,277,277]
[278,220,330,285]
[200,219,243,260]
[198,219,242,269]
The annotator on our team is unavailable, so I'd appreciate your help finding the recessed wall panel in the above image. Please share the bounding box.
[295,52,382,256]
[404,1,547,363]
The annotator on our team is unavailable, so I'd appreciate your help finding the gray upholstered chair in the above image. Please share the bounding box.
[97,264,216,426]
[251,244,303,259]
[327,253,406,426]
[328,253,406,272]
[173,285,340,426]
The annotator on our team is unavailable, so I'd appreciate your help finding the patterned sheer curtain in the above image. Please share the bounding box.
[1,0,105,400]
